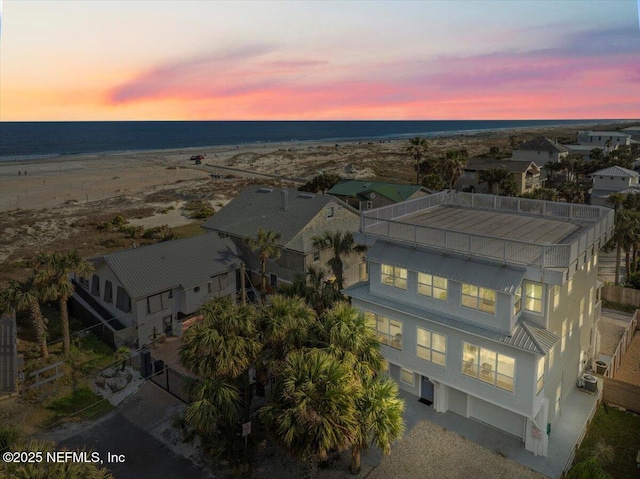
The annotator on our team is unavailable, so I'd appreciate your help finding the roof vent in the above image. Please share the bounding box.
[257,188,273,193]
[298,193,315,199]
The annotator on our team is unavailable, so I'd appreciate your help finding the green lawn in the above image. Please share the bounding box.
[573,404,640,478]
[46,386,113,425]
[172,220,206,238]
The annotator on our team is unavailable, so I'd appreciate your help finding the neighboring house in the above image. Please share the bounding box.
[201,185,363,289]
[621,126,640,142]
[81,234,241,347]
[346,192,613,457]
[577,131,631,147]
[457,159,543,194]
[328,180,430,210]
[512,137,568,163]
[589,165,640,206]
[563,144,601,161]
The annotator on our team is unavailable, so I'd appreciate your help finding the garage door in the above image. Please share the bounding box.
[468,396,525,439]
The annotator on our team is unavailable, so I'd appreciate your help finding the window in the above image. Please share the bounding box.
[551,286,560,310]
[569,318,574,338]
[567,277,573,295]
[194,286,200,293]
[461,284,496,314]
[209,272,230,293]
[588,287,594,316]
[463,342,514,392]
[104,280,113,303]
[326,206,335,218]
[146,290,171,314]
[513,288,522,316]
[549,344,555,369]
[587,259,592,273]
[536,356,545,394]
[417,273,448,301]
[400,368,414,385]
[416,328,447,366]
[579,297,585,327]
[91,274,100,296]
[366,201,373,209]
[561,319,567,353]
[555,383,562,415]
[594,254,598,267]
[313,251,320,262]
[524,281,543,313]
[374,315,403,350]
[79,276,89,289]
[116,286,131,313]
[381,264,407,290]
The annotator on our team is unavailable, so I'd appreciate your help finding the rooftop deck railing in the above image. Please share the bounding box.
[361,192,614,268]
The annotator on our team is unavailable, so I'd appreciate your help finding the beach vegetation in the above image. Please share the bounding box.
[171,220,206,239]
[421,173,445,191]
[478,167,511,195]
[311,231,366,290]
[183,199,215,219]
[299,172,342,193]
[141,224,175,241]
[245,228,282,301]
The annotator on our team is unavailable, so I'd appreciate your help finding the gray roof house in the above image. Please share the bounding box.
[577,131,631,147]
[345,191,613,467]
[80,234,241,347]
[201,185,363,289]
[589,165,640,206]
[512,137,569,163]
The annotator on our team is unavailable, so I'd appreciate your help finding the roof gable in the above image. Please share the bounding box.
[591,165,639,177]
[328,180,425,202]
[516,137,568,153]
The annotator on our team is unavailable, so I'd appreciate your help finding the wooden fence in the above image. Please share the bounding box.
[602,284,640,308]
[600,376,640,414]
[606,310,638,378]
[27,361,64,389]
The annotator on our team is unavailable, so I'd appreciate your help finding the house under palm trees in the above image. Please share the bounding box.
[457,159,543,195]
[589,166,640,206]
[201,185,364,290]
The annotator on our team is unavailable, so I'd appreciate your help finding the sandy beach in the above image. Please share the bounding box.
[0,121,630,281]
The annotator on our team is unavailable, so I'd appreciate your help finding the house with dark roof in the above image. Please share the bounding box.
[621,126,640,142]
[512,137,569,164]
[82,234,241,347]
[589,165,640,206]
[327,180,430,210]
[201,185,363,289]
[346,191,613,461]
[456,159,543,194]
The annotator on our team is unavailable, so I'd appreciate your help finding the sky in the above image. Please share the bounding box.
[1,0,639,121]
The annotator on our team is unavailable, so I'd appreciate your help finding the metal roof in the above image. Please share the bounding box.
[95,234,240,300]
[201,185,360,253]
[590,166,639,177]
[344,283,557,355]
[367,242,525,294]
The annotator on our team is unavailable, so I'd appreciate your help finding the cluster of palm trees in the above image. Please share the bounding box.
[408,139,468,192]
[606,193,640,286]
[179,296,404,477]
[0,250,94,359]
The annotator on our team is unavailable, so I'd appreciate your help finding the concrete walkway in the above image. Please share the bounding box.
[367,380,602,479]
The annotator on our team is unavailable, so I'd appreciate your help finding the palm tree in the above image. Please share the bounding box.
[440,149,467,191]
[260,349,361,479]
[606,192,626,212]
[0,279,49,358]
[350,375,405,474]
[279,266,342,314]
[183,376,241,436]
[311,231,366,290]
[407,137,429,185]
[478,167,510,194]
[245,228,282,300]
[560,183,585,204]
[258,294,316,376]
[36,251,94,355]
[320,302,385,380]
[612,210,639,285]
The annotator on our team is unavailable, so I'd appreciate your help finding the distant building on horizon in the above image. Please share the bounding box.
[513,137,569,164]
[589,165,640,206]
[457,158,543,195]
[577,131,631,148]
[328,180,430,210]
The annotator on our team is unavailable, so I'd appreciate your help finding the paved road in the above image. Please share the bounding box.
[59,383,214,479]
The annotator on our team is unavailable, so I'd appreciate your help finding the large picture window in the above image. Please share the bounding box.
[115,286,131,313]
[461,284,496,314]
[463,342,515,392]
[513,288,522,316]
[524,281,543,313]
[146,290,172,315]
[104,280,113,303]
[381,264,407,290]
[371,314,403,350]
[417,273,448,301]
[416,328,446,366]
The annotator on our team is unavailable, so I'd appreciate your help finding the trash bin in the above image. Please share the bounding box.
[140,348,152,378]
[154,359,165,374]
[595,360,607,375]
[582,374,597,392]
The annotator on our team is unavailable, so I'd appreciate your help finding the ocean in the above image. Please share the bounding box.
[0,120,609,161]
